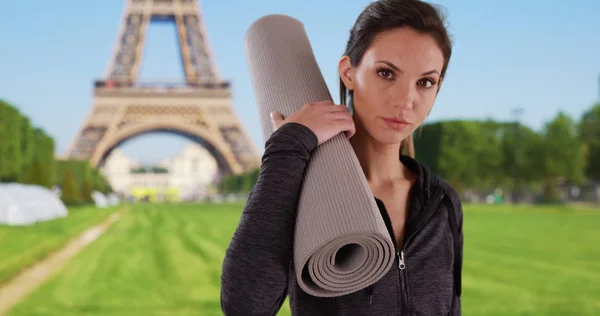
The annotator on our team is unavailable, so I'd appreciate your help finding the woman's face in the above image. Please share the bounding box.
[339,27,445,145]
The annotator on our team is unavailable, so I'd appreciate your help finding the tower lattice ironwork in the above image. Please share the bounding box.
[64,0,261,176]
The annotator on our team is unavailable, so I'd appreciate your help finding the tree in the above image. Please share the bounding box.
[499,122,540,200]
[0,100,22,182]
[473,119,504,190]
[91,168,112,194]
[242,168,260,193]
[531,112,586,203]
[61,168,82,205]
[33,128,56,188]
[217,168,260,195]
[19,115,35,182]
[23,158,46,186]
[415,114,590,203]
[579,103,600,181]
[81,176,94,203]
[539,112,586,182]
[416,120,489,194]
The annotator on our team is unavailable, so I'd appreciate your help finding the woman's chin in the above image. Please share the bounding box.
[373,130,409,145]
[357,123,411,145]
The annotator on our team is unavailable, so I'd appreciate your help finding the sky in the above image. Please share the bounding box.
[0,0,599,165]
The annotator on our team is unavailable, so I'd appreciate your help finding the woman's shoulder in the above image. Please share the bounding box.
[435,178,462,207]
[401,155,462,203]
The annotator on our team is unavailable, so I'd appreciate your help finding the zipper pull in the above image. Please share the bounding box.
[398,251,406,270]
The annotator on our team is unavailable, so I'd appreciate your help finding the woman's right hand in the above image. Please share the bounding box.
[270,101,356,146]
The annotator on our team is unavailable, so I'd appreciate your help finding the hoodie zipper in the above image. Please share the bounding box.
[398,250,408,316]
[378,199,405,315]
[377,186,446,315]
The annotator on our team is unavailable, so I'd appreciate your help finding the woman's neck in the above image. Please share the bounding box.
[349,127,409,187]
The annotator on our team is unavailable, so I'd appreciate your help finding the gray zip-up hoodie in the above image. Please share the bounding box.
[221,122,464,316]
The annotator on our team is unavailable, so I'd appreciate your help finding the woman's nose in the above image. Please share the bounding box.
[392,84,415,110]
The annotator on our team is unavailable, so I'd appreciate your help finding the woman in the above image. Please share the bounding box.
[221,0,463,315]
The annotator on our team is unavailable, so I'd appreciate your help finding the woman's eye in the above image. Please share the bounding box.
[417,79,434,88]
[377,69,394,79]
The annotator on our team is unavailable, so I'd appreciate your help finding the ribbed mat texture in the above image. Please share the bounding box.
[244,14,395,297]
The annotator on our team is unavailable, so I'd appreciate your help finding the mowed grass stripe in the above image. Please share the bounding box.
[462,204,600,315]
[5,203,599,316]
[5,203,264,316]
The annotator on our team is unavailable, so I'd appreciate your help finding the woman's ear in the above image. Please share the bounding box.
[338,56,355,90]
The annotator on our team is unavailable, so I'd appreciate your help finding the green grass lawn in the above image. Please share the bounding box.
[462,204,600,315]
[0,205,119,285]
[4,202,600,315]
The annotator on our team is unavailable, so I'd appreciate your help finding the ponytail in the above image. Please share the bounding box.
[340,78,347,105]
[400,134,415,158]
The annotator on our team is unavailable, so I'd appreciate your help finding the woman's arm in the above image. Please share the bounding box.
[220,122,318,316]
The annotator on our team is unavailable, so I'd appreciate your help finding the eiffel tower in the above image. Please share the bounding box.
[64,0,261,176]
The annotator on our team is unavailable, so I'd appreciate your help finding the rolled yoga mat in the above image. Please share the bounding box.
[244,14,395,298]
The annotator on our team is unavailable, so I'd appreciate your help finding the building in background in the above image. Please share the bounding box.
[100,143,219,201]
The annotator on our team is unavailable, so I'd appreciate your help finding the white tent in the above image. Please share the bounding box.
[91,191,121,209]
[92,191,109,208]
[107,193,120,206]
[0,183,68,226]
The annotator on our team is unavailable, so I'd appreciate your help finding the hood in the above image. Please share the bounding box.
[399,154,443,219]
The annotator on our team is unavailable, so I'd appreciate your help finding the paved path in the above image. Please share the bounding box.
[0,211,122,315]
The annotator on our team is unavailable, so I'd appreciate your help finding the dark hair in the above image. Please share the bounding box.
[340,0,453,157]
